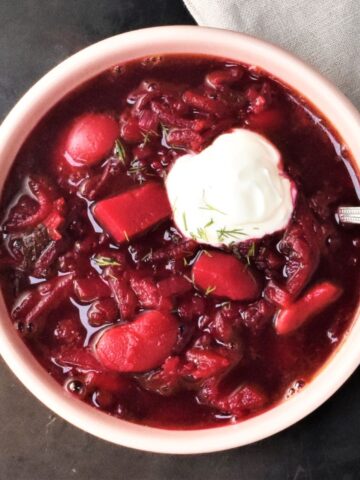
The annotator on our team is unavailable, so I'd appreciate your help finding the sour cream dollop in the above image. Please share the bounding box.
[165,128,296,247]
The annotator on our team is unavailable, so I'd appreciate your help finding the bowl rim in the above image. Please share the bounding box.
[0,25,360,454]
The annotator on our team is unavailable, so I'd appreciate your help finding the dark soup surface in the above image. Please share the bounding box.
[1,55,359,429]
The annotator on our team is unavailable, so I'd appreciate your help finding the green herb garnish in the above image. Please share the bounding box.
[183,274,194,285]
[196,227,208,242]
[114,139,126,164]
[204,285,216,296]
[160,123,170,137]
[217,227,245,242]
[171,197,178,215]
[94,256,121,267]
[141,131,153,145]
[245,242,256,265]
[128,159,146,176]
[182,212,188,230]
[187,219,214,242]
[199,191,225,215]
[199,203,225,215]
[204,218,214,228]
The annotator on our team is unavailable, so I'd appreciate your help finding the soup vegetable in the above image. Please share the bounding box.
[0,55,359,429]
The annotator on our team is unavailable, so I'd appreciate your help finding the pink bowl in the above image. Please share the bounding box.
[0,26,360,454]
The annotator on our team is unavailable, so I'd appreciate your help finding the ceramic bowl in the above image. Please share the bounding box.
[0,26,360,454]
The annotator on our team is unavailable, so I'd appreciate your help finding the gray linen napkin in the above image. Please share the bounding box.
[183,0,360,109]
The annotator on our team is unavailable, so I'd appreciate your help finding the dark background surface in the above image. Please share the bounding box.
[0,1,359,479]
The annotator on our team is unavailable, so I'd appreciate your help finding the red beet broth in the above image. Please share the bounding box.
[0,54,359,429]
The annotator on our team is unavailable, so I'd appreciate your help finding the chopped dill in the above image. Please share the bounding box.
[199,190,225,215]
[196,227,208,242]
[128,159,147,176]
[171,197,178,215]
[182,212,188,230]
[204,285,216,296]
[183,274,194,284]
[160,123,170,137]
[245,242,256,265]
[204,218,214,228]
[217,227,245,242]
[141,130,156,145]
[94,256,121,267]
[114,139,126,164]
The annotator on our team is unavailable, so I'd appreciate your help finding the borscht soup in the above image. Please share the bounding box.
[0,55,359,429]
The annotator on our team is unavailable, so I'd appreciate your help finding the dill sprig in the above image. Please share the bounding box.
[217,227,245,242]
[199,191,225,215]
[182,212,188,230]
[183,274,195,285]
[128,159,147,176]
[190,228,209,242]
[171,197,178,215]
[141,132,151,145]
[160,123,170,137]
[199,203,226,215]
[204,285,216,296]
[141,130,157,145]
[94,256,121,267]
[245,242,256,265]
[114,139,126,164]
[188,219,214,242]
[197,227,208,241]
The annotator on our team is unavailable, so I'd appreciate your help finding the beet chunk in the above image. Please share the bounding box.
[192,251,261,301]
[130,274,172,311]
[198,379,268,417]
[57,347,104,372]
[184,348,232,380]
[275,281,343,335]
[74,277,111,302]
[105,274,138,321]
[93,182,172,244]
[205,66,244,89]
[222,384,269,416]
[84,371,129,393]
[87,298,118,327]
[240,299,276,333]
[53,315,86,346]
[246,109,284,132]
[157,275,192,298]
[95,310,179,372]
[139,356,183,396]
[280,202,322,296]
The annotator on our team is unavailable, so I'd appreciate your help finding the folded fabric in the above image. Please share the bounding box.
[183,0,360,109]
